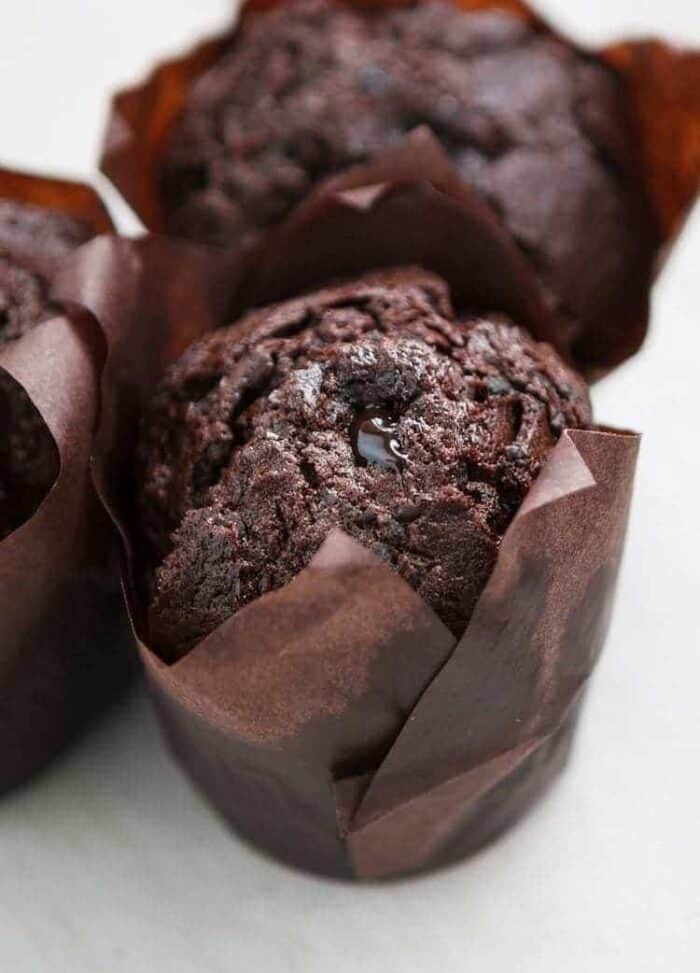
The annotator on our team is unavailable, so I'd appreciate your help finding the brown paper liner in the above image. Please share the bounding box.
[603,41,700,256]
[99,0,699,376]
[55,168,639,878]
[0,169,132,793]
[0,313,133,793]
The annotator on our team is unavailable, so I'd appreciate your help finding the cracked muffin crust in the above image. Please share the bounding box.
[159,0,657,365]
[136,267,591,658]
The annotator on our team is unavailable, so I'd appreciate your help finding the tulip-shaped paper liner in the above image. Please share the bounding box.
[54,169,638,879]
[338,427,637,878]
[99,0,699,376]
[0,168,131,793]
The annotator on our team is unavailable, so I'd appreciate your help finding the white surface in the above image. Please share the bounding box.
[1,2,699,971]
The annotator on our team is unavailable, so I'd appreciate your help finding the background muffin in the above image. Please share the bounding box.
[159,0,657,365]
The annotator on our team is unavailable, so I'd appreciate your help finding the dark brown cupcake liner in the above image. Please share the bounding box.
[99,0,699,377]
[0,168,132,793]
[54,169,639,880]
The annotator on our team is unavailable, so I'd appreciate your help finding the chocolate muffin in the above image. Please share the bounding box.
[159,0,657,365]
[137,268,591,658]
[0,198,93,343]
[0,199,93,537]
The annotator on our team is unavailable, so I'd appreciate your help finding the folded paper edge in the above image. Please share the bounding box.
[344,425,639,835]
[139,528,456,741]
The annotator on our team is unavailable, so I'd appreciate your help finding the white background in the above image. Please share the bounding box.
[1,2,699,971]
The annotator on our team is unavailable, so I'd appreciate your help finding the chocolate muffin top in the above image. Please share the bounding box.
[0,198,93,343]
[137,267,591,658]
[160,0,657,365]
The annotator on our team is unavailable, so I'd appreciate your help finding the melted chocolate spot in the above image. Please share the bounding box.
[350,409,407,471]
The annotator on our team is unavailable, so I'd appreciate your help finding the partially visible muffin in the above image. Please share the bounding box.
[136,267,591,658]
[0,198,93,343]
[159,0,657,364]
[0,199,93,537]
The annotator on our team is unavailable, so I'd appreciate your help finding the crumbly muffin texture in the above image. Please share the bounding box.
[0,198,92,343]
[137,268,591,657]
[160,0,656,360]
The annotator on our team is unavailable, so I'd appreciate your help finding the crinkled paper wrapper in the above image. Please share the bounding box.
[55,170,639,879]
[99,0,700,377]
[0,168,132,793]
